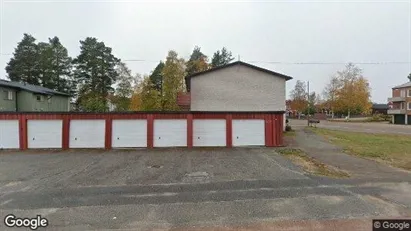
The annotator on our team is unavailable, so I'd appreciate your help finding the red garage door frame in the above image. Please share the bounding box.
[0,111,284,150]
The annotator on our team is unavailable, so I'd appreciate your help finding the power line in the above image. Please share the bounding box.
[1,53,410,65]
[123,59,159,63]
[246,61,411,65]
[122,59,411,65]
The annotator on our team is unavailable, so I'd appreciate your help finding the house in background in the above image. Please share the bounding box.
[0,79,71,112]
[371,103,389,115]
[183,61,292,112]
[387,82,411,124]
[178,61,293,133]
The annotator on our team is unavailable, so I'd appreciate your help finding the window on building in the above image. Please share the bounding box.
[3,91,13,100]
[408,89,411,97]
[36,95,44,101]
[401,90,406,97]
[408,102,411,110]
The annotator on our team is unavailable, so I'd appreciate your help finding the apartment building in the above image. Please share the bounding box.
[387,82,411,125]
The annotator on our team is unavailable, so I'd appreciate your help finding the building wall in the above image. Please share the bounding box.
[403,88,411,108]
[17,91,34,111]
[392,87,411,98]
[0,86,17,111]
[17,91,70,111]
[392,89,401,97]
[391,102,403,109]
[390,88,411,125]
[407,88,411,113]
[190,64,286,111]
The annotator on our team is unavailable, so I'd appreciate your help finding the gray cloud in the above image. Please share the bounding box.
[1,0,410,103]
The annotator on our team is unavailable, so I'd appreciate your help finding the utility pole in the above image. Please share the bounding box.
[307,81,310,126]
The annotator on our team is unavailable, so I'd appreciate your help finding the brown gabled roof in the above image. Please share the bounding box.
[185,61,293,91]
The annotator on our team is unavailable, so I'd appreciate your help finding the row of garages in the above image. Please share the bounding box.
[393,114,411,125]
[0,112,284,149]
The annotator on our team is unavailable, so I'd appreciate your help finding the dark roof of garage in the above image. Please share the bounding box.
[184,61,293,91]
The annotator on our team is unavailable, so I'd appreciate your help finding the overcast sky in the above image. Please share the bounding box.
[1,0,410,103]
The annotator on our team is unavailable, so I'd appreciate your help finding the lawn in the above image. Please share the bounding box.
[312,128,411,170]
[276,148,349,178]
[283,130,296,137]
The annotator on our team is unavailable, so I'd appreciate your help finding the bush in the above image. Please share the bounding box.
[382,115,392,121]
[285,125,292,131]
[368,114,392,122]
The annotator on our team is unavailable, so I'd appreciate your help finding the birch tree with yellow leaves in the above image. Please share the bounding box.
[324,63,372,117]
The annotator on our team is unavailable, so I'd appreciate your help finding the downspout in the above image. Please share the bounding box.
[15,90,18,112]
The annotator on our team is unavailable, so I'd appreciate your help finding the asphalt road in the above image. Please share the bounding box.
[290,119,411,135]
[0,148,410,230]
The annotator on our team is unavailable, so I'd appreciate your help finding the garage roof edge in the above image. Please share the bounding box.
[0,111,286,115]
[185,61,293,81]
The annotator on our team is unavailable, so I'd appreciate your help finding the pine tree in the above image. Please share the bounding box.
[6,34,74,94]
[211,47,234,67]
[72,37,120,112]
[48,37,74,94]
[6,34,41,85]
[149,61,165,91]
[186,46,209,76]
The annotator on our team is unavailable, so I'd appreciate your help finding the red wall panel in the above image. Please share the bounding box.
[147,114,154,148]
[278,114,284,146]
[105,118,113,149]
[0,112,284,149]
[18,115,27,150]
[62,116,70,150]
[271,114,284,146]
[192,113,226,119]
[226,114,233,148]
[0,114,19,119]
[187,114,193,148]
[153,114,188,119]
[231,113,266,119]
[265,114,273,147]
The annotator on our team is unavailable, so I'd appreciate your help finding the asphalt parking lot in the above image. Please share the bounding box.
[0,148,305,190]
[0,148,410,230]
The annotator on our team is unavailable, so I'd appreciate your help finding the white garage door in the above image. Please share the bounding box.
[70,120,105,148]
[28,120,62,148]
[112,119,147,148]
[193,119,226,147]
[154,119,187,147]
[0,120,19,149]
[232,120,265,146]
